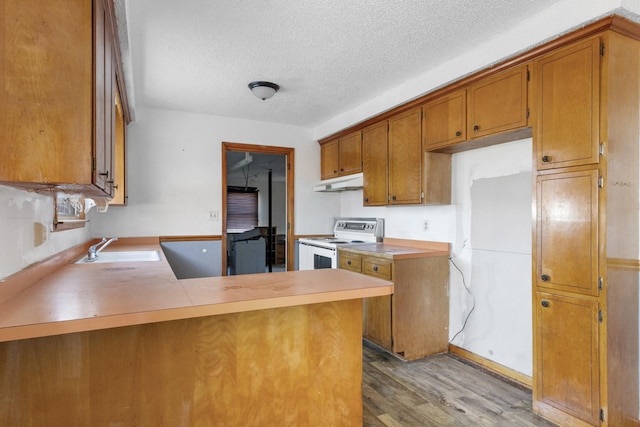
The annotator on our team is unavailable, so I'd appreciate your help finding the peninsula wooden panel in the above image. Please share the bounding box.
[0,300,363,426]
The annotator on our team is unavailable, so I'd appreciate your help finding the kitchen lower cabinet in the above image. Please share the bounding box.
[339,248,449,360]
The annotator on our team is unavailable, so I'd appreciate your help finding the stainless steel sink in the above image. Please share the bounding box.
[75,250,162,264]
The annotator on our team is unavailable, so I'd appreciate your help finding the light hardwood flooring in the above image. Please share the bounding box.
[362,342,557,426]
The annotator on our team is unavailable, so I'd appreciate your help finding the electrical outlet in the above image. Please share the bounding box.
[208,210,219,221]
[423,219,429,231]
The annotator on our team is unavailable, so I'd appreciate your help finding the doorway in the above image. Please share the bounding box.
[221,142,295,275]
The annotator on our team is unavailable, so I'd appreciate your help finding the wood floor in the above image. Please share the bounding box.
[362,342,558,427]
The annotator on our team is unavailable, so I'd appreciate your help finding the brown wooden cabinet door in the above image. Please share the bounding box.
[320,139,339,180]
[362,121,388,206]
[111,87,127,205]
[468,65,528,139]
[363,295,392,350]
[534,37,600,170]
[93,0,115,194]
[388,107,423,205]
[338,131,362,175]
[536,168,599,296]
[534,292,600,426]
[422,90,467,150]
[0,0,93,186]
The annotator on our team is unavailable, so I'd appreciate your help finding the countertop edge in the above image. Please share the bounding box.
[0,238,394,343]
[0,285,393,343]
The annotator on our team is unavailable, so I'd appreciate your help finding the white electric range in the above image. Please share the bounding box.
[298,218,384,270]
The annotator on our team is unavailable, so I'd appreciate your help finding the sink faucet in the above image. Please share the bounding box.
[87,237,118,262]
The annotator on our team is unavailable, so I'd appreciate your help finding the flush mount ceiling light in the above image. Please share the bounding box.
[248,81,279,100]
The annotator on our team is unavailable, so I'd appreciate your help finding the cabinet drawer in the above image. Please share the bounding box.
[339,252,362,272]
[363,257,392,280]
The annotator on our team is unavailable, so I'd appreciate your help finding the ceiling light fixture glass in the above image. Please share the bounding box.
[248,81,280,100]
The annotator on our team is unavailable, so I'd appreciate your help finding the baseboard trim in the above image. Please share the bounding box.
[448,344,532,389]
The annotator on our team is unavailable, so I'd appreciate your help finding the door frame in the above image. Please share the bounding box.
[221,142,295,275]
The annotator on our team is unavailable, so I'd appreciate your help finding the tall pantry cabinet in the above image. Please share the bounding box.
[532,32,639,426]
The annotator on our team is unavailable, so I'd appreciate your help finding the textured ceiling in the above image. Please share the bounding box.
[120,0,572,128]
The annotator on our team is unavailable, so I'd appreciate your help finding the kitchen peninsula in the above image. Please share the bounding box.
[0,238,393,426]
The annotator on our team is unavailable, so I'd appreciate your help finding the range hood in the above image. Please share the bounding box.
[313,173,363,192]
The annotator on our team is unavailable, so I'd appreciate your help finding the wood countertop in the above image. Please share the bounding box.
[338,238,450,260]
[0,238,393,343]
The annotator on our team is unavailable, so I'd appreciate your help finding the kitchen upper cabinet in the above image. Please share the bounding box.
[534,291,600,426]
[536,167,600,297]
[388,107,423,205]
[320,139,339,180]
[361,111,451,206]
[468,65,529,140]
[534,37,600,170]
[422,90,467,150]
[110,87,127,205]
[319,131,362,180]
[0,0,125,199]
[94,0,115,193]
[362,121,389,206]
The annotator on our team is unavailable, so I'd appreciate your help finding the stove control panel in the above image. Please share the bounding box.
[334,218,384,239]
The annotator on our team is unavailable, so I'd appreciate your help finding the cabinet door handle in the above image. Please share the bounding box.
[392,195,397,201]
[333,170,337,174]
[542,155,551,163]
[455,131,462,137]
[365,197,369,203]
[340,168,344,172]
[473,125,480,132]
[373,265,378,272]
[541,274,550,282]
[347,260,352,266]
[541,300,550,308]
[99,171,109,177]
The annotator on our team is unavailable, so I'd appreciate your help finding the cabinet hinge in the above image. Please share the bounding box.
[598,277,603,291]
[92,157,96,172]
[598,310,603,323]
[527,70,530,81]
[288,163,291,170]
[598,176,604,188]
[600,43,605,57]
[421,191,424,199]
[526,107,530,119]
[599,143,605,156]
[600,408,605,422]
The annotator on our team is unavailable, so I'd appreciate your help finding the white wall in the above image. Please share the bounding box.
[0,186,90,280]
[89,107,341,238]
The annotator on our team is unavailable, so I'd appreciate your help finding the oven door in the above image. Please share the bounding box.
[298,242,337,270]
